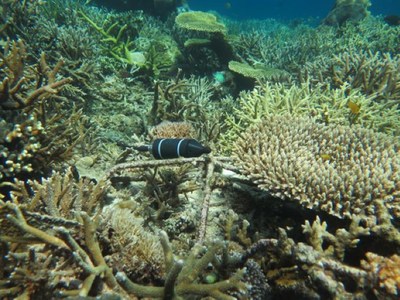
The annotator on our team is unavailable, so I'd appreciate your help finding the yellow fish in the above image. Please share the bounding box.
[348,100,361,114]
[319,154,332,161]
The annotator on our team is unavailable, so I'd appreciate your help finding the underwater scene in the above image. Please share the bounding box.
[0,0,399,299]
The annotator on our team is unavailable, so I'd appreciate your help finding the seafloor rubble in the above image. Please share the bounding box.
[0,0,399,299]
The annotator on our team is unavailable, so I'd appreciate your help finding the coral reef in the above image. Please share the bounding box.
[302,50,400,102]
[228,61,288,81]
[361,252,400,297]
[234,115,399,221]
[0,168,115,298]
[117,231,247,299]
[323,0,371,26]
[175,11,227,34]
[150,120,197,140]
[221,81,400,155]
[100,203,165,283]
[0,40,72,110]
[1,1,399,299]
[0,39,90,199]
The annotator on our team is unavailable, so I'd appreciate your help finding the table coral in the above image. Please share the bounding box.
[323,0,371,26]
[234,115,400,220]
[175,11,227,34]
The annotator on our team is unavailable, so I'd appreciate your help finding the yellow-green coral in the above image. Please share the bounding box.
[220,82,400,154]
[175,11,226,34]
[78,10,135,65]
[228,61,288,80]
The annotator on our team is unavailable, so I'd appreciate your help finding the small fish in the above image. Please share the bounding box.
[224,2,232,9]
[348,101,360,114]
[319,154,332,161]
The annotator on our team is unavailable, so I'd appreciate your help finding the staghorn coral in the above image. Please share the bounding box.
[0,39,89,199]
[243,228,373,299]
[0,40,72,110]
[0,201,122,298]
[1,167,107,235]
[302,50,400,102]
[0,115,43,185]
[228,16,400,84]
[56,25,99,62]
[0,105,92,199]
[149,74,226,145]
[333,16,400,54]
[116,231,247,299]
[0,246,82,299]
[302,216,369,260]
[361,252,400,297]
[78,10,137,65]
[106,154,238,245]
[221,82,400,156]
[0,168,124,298]
[234,115,400,220]
[0,0,41,38]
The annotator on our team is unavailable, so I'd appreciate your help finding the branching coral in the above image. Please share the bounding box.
[237,218,400,299]
[0,40,72,110]
[244,229,372,298]
[56,25,99,61]
[0,168,122,298]
[302,216,369,260]
[149,74,226,145]
[228,60,289,81]
[0,105,92,199]
[0,0,40,38]
[116,231,247,299]
[78,10,136,65]
[0,39,88,199]
[361,252,400,297]
[221,81,400,156]
[302,50,400,102]
[229,16,400,83]
[234,115,400,221]
[1,167,107,236]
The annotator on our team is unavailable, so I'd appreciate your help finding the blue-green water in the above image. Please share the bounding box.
[189,0,400,20]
